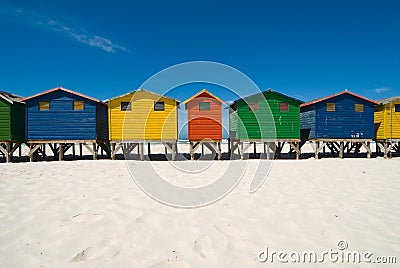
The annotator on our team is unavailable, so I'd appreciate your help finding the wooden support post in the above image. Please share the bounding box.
[266,143,270,160]
[93,143,98,160]
[6,142,11,163]
[240,142,244,160]
[253,142,257,158]
[79,143,83,159]
[111,143,116,160]
[190,141,194,160]
[339,141,344,159]
[174,141,178,160]
[19,144,22,157]
[29,144,33,162]
[59,143,64,161]
[218,142,221,160]
[202,144,204,155]
[43,144,46,157]
[315,141,319,159]
[72,144,75,159]
[296,142,300,160]
[148,142,151,158]
[139,143,144,161]
[366,142,371,159]
[228,138,231,156]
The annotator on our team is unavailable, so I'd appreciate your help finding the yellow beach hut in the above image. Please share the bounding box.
[106,89,179,160]
[374,96,400,157]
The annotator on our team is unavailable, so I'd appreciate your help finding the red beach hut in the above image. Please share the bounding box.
[182,89,225,160]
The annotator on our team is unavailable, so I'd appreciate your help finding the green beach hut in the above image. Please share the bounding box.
[0,91,25,162]
[228,89,303,159]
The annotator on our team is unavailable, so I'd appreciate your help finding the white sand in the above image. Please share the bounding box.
[0,158,399,267]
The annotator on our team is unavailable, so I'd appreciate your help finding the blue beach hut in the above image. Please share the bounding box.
[22,87,109,160]
[300,90,377,158]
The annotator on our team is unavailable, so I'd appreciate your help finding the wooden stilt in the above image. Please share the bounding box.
[140,143,144,161]
[190,141,194,160]
[93,143,98,160]
[111,143,116,160]
[266,143,270,160]
[6,142,11,163]
[253,142,257,158]
[59,143,64,161]
[218,142,221,160]
[72,144,76,159]
[228,138,231,156]
[79,143,83,159]
[148,142,151,158]
[339,141,344,159]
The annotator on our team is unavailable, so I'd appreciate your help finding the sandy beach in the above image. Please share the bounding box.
[0,157,399,267]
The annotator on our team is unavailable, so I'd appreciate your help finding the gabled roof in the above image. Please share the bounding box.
[377,96,400,104]
[104,90,136,102]
[0,90,24,104]
[228,89,303,108]
[301,90,378,108]
[104,88,180,104]
[20,87,105,105]
[181,89,226,105]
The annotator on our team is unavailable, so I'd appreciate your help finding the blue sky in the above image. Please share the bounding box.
[1,0,399,138]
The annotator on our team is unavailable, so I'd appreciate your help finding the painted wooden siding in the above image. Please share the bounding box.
[0,98,11,140]
[374,100,400,139]
[186,94,222,141]
[314,94,375,139]
[10,102,26,141]
[300,106,316,139]
[108,91,178,140]
[230,91,300,140]
[229,109,237,138]
[26,90,101,140]
[96,103,109,140]
[374,105,385,139]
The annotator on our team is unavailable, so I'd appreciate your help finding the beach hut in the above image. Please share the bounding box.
[374,96,400,157]
[0,91,25,162]
[300,90,377,159]
[106,89,179,160]
[22,87,109,161]
[229,89,303,159]
[182,89,225,160]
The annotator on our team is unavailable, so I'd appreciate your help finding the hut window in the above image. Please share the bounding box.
[121,102,131,111]
[248,102,259,111]
[355,104,364,112]
[39,101,50,111]
[395,104,400,112]
[326,103,335,112]
[199,102,210,111]
[154,101,165,111]
[280,102,289,111]
[73,101,84,111]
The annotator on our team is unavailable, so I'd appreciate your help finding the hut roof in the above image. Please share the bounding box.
[228,89,303,108]
[0,90,24,104]
[104,88,180,104]
[301,90,378,108]
[377,96,400,104]
[181,89,226,105]
[21,87,105,105]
